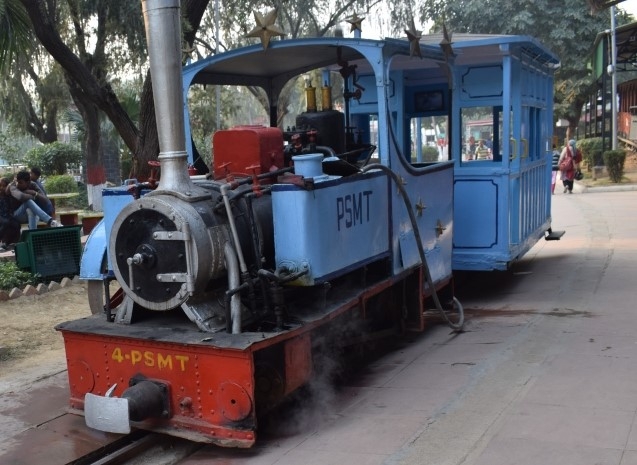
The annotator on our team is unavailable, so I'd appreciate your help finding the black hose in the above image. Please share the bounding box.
[361,163,464,330]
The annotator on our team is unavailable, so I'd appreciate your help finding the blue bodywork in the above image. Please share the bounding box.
[80,187,137,280]
[446,35,559,270]
[272,171,390,285]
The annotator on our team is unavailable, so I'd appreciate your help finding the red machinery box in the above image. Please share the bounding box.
[213,126,284,180]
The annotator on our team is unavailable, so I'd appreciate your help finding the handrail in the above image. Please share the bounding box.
[521,138,529,158]
[510,137,518,161]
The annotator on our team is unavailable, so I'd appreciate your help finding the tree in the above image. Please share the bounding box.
[2,2,70,146]
[0,0,32,73]
[2,58,70,144]
[17,0,145,209]
[416,0,632,140]
[0,129,37,169]
[7,0,389,196]
[7,0,620,185]
[62,80,142,181]
[23,141,83,175]
[208,1,382,132]
[16,0,212,188]
[221,0,383,42]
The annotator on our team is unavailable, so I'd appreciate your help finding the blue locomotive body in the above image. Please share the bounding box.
[272,170,391,286]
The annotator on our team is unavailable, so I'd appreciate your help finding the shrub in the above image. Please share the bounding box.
[0,262,39,291]
[577,138,603,169]
[603,149,626,183]
[45,175,79,194]
[44,175,88,210]
[421,145,440,162]
[67,182,89,210]
[23,142,83,175]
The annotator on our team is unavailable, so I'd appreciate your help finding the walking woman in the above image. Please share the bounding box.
[559,139,582,194]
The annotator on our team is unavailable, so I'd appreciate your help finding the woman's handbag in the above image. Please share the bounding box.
[574,169,583,181]
[560,156,574,172]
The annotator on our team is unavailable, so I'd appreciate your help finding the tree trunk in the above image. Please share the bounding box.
[68,79,105,210]
[132,73,159,181]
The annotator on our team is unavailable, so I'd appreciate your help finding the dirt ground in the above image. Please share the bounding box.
[1,150,636,389]
[0,282,90,391]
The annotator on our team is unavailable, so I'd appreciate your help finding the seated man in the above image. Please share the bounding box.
[29,166,54,215]
[8,171,59,229]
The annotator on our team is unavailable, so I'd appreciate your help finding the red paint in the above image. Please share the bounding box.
[59,329,258,447]
[213,126,284,181]
[86,165,106,185]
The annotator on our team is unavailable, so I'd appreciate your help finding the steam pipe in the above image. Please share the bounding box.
[224,242,242,334]
[220,182,248,274]
[304,145,337,157]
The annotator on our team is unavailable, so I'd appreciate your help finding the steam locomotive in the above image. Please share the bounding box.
[58,0,560,447]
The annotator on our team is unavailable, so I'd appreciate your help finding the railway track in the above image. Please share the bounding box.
[65,430,202,465]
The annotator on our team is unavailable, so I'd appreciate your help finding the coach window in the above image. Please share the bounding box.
[460,106,504,164]
[408,115,449,165]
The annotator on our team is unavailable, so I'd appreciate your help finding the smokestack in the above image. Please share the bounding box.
[141,0,201,196]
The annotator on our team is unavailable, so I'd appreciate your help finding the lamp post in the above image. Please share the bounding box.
[610,5,618,150]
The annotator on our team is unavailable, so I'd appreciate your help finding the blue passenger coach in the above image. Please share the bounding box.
[183,35,559,275]
[442,35,560,270]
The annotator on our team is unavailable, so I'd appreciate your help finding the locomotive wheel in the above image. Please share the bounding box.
[87,280,104,315]
[86,252,123,315]
[87,280,124,315]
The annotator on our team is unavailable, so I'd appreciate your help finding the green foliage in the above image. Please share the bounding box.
[603,149,626,183]
[42,175,87,209]
[70,182,89,210]
[577,138,603,169]
[44,175,78,194]
[23,142,82,175]
[0,128,38,167]
[420,0,616,131]
[421,145,440,162]
[0,0,33,74]
[2,63,69,144]
[0,261,39,291]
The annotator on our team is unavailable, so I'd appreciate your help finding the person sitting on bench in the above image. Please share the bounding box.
[8,171,60,229]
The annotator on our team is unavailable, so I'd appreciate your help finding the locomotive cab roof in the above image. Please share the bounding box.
[183,37,445,91]
[183,34,559,92]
